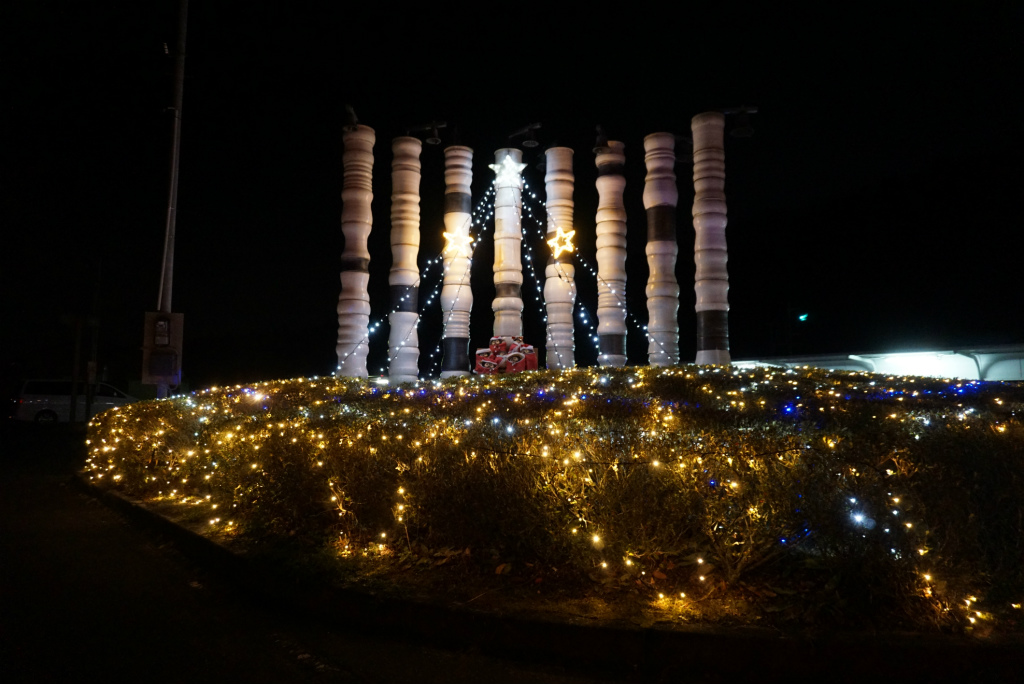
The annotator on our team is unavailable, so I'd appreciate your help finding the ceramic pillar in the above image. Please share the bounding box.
[543,147,575,369]
[489,149,526,338]
[644,132,679,367]
[387,136,422,383]
[691,112,730,365]
[594,141,627,367]
[440,145,474,378]
[336,125,375,378]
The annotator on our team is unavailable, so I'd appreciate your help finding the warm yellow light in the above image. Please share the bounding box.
[442,231,474,258]
[546,226,576,259]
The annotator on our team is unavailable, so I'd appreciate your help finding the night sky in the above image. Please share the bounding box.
[4,2,1022,394]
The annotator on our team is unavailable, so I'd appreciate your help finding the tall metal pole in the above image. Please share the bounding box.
[157,0,188,316]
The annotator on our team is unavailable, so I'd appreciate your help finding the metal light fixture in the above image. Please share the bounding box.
[721,106,758,138]
[408,120,447,145]
[509,122,542,148]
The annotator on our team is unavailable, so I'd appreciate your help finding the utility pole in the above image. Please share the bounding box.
[144,0,188,398]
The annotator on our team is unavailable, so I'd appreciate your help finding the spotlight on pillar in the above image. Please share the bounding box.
[723,106,758,138]
[408,120,447,146]
[509,122,542,148]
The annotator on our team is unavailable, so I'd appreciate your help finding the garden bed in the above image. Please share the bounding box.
[84,365,1024,635]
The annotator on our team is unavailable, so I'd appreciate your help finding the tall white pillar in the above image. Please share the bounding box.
[490,148,526,338]
[387,136,422,383]
[691,112,731,365]
[643,132,679,367]
[594,141,627,367]
[543,147,575,370]
[440,145,474,378]
[336,124,375,378]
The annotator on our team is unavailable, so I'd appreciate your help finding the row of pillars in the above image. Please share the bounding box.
[336,112,731,381]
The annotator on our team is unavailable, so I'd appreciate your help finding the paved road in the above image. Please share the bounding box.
[0,423,614,684]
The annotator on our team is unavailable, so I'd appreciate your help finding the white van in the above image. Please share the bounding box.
[14,380,137,423]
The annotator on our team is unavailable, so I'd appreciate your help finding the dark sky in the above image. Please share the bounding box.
[4,2,1022,392]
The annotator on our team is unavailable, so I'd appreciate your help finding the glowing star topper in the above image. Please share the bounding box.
[489,155,527,187]
[442,231,474,258]
[547,226,576,259]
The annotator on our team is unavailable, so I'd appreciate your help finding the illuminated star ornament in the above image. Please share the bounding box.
[442,231,474,258]
[489,155,527,187]
[547,226,576,259]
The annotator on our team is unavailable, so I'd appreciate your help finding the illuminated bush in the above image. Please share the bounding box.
[84,366,1024,629]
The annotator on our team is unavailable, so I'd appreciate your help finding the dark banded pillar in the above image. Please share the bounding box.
[489,149,526,338]
[594,141,627,367]
[336,124,375,378]
[691,112,730,365]
[543,146,575,369]
[387,136,422,383]
[440,145,474,378]
[643,132,679,367]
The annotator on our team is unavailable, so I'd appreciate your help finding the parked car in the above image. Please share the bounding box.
[14,380,137,423]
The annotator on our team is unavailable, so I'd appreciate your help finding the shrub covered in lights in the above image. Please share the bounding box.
[84,366,1024,631]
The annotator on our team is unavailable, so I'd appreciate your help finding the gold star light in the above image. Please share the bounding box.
[547,226,576,259]
[442,231,474,258]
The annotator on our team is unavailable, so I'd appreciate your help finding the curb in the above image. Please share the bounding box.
[73,474,1024,682]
